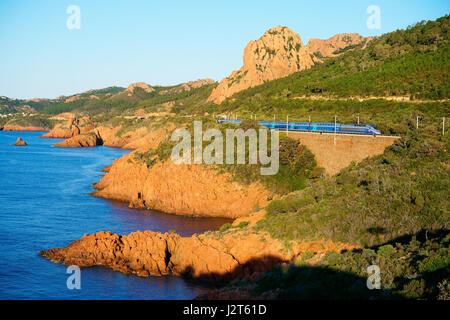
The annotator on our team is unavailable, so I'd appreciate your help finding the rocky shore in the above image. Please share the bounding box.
[1,124,49,132]
[39,212,356,283]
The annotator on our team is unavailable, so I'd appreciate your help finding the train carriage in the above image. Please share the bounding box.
[216,119,381,135]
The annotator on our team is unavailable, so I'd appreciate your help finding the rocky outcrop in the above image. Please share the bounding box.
[92,155,270,218]
[180,79,215,91]
[40,123,80,138]
[207,26,314,104]
[39,229,283,282]
[126,82,155,95]
[11,137,27,146]
[39,214,356,283]
[1,124,49,132]
[306,33,366,62]
[53,133,102,148]
[93,124,173,150]
[207,27,374,104]
[40,116,92,139]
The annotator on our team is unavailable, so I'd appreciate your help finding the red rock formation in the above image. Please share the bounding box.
[53,133,102,148]
[92,155,270,218]
[208,26,314,104]
[306,33,366,61]
[11,137,27,146]
[39,221,356,283]
[40,116,92,139]
[2,124,49,132]
[125,82,155,95]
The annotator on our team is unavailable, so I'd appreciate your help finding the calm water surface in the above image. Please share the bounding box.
[0,131,230,299]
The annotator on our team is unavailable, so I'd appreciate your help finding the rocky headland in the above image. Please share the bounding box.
[92,154,271,218]
[39,210,356,283]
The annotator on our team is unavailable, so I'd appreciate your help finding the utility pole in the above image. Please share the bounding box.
[443,117,446,136]
[357,116,360,125]
[416,116,419,129]
[334,115,337,145]
[286,115,289,137]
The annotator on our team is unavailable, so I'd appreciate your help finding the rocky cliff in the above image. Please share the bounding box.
[306,33,366,62]
[207,27,373,104]
[53,133,102,148]
[92,154,270,218]
[40,116,93,139]
[207,26,314,104]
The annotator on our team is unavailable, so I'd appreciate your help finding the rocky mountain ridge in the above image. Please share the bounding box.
[208,26,368,104]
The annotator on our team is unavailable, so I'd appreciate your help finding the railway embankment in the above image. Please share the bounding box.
[288,131,399,175]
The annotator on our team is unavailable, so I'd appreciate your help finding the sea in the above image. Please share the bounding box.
[0,130,230,299]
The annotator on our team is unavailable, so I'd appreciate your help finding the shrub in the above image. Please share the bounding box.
[219,223,233,232]
[377,245,396,258]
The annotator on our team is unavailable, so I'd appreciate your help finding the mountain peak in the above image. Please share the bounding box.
[207,26,314,104]
[126,82,155,94]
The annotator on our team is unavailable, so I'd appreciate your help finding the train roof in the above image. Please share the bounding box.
[217,119,378,129]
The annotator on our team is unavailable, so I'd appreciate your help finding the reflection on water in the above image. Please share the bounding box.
[0,131,231,299]
[105,199,231,237]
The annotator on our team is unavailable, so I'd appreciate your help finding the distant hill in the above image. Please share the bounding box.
[222,15,449,104]
[37,80,216,116]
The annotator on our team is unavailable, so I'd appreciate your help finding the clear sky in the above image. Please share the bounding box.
[0,0,449,99]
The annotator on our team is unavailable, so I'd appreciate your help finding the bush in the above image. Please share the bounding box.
[219,223,233,232]
[377,245,396,258]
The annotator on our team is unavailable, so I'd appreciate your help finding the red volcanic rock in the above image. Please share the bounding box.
[208,26,314,104]
[40,116,93,139]
[39,211,357,284]
[39,229,291,283]
[11,137,27,146]
[2,124,49,132]
[92,155,270,219]
[53,133,102,148]
[306,33,366,61]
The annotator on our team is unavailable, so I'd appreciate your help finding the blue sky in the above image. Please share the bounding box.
[0,0,448,99]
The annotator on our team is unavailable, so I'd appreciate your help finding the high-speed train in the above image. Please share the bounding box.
[216,119,381,135]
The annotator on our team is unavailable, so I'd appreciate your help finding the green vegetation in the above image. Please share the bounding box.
[214,120,320,194]
[133,119,321,194]
[39,82,216,117]
[221,16,449,103]
[246,231,449,299]
[1,115,57,129]
[256,129,449,247]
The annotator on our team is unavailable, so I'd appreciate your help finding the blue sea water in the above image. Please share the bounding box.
[0,131,231,300]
